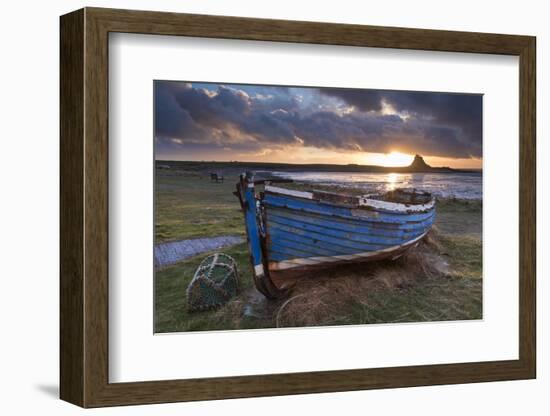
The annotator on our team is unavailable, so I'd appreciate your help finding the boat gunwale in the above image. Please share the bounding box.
[263,197,436,226]
[264,185,436,214]
[265,205,436,234]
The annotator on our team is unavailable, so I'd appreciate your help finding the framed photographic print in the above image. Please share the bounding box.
[60,7,536,407]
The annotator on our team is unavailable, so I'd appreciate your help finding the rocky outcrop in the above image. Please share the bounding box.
[409,154,431,170]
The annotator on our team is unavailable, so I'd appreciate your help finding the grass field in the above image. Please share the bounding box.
[155,171,245,242]
[154,168,482,333]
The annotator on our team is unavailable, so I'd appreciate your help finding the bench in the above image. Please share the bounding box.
[210,173,224,183]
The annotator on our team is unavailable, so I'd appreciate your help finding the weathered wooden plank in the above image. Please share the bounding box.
[267,207,434,236]
[265,185,436,213]
[268,223,425,251]
[268,232,427,271]
[267,213,433,245]
[267,226,425,257]
[269,243,336,261]
[268,223,410,252]
[268,233,341,257]
[264,194,435,224]
[268,205,435,233]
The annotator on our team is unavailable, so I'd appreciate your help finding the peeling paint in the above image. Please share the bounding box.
[268,231,427,271]
[265,184,435,213]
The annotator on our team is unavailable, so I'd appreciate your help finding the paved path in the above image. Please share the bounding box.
[154,235,245,269]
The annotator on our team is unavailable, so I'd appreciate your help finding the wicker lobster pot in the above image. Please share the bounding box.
[186,253,239,311]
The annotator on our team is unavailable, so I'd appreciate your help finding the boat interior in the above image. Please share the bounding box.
[263,184,433,207]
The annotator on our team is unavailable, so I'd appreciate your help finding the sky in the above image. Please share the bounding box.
[154,81,483,168]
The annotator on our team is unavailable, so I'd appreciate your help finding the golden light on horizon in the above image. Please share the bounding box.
[166,144,482,169]
[368,151,414,167]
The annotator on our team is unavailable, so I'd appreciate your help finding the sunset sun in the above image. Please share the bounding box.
[370,151,414,167]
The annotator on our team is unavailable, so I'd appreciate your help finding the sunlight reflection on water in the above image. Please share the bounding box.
[269,171,482,200]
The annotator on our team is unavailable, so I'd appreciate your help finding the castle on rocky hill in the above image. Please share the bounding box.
[408,154,431,170]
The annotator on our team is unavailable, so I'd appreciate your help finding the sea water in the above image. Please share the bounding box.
[268,171,482,200]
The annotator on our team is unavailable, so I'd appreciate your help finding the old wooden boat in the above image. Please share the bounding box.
[235,172,436,298]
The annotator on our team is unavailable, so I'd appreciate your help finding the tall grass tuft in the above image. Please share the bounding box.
[274,229,455,328]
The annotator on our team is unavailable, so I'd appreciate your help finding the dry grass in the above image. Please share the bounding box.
[274,229,452,328]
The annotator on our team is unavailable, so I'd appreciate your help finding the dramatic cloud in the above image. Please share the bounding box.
[320,88,482,157]
[318,88,384,112]
[154,81,482,160]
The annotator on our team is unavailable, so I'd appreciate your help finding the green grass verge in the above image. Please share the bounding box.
[155,173,245,242]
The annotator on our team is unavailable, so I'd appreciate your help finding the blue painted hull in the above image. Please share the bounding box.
[236,174,436,298]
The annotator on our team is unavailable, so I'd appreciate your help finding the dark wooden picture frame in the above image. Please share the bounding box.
[60,7,536,408]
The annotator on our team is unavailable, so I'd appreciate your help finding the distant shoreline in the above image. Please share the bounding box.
[155,159,482,175]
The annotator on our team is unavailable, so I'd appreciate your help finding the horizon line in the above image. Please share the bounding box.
[154,158,483,170]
